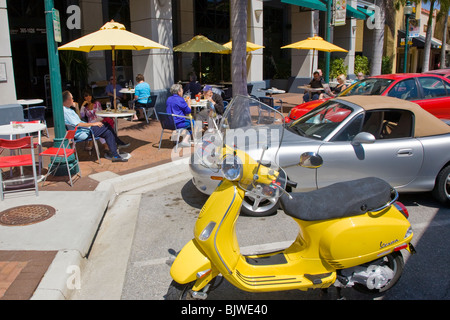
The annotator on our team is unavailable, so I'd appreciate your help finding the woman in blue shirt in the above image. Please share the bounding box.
[134,74,151,119]
[166,83,193,147]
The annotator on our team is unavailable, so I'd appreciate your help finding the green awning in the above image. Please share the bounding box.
[346,5,368,20]
[355,6,376,19]
[282,1,371,20]
[281,0,327,12]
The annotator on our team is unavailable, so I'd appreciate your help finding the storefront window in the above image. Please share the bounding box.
[193,0,230,83]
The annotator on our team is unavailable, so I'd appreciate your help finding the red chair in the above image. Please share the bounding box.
[39,128,81,187]
[10,120,44,175]
[0,136,39,200]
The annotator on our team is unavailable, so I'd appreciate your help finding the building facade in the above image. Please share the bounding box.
[2,0,446,111]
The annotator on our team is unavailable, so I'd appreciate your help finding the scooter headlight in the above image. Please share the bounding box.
[221,154,242,181]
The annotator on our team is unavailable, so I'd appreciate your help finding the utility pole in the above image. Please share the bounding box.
[325,0,332,83]
[44,0,64,142]
[403,1,413,73]
[44,0,78,174]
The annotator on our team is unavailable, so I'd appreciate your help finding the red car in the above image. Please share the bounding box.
[424,68,450,79]
[286,73,450,122]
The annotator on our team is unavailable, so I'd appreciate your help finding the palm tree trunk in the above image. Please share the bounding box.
[231,0,248,97]
[440,7,449,68]
[422,0,436,72]
[370,0,386,76]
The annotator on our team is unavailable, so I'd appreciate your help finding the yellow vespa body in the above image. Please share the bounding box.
[169,147,415,299]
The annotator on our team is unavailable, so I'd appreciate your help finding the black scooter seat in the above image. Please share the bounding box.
[280,177,392,221]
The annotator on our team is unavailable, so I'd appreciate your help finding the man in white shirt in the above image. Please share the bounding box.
[62,90,129,162]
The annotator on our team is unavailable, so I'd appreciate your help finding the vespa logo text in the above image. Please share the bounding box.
[380,239,399,249]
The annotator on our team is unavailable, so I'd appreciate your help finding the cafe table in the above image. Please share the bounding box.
[119,88,135,101]
[0,122,46,137]
[258,87,286,97]
[17,99,44,108]
[190,99,208,117]
[96,109,136,135]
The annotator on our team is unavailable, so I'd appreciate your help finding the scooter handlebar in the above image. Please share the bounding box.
[277,176,297,189]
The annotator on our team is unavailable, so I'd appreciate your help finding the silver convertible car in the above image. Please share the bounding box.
[190,95,450,216]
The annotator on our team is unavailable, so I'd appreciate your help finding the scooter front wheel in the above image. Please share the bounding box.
[166,279,218,300]
[166,280,196,300]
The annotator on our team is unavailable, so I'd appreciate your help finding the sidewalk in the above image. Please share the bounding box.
[0,93,301,300]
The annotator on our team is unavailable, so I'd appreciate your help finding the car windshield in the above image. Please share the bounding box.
[340,78,394,96]
[286,101,353,140]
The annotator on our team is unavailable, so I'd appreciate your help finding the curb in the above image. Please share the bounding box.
[30,157,192,300]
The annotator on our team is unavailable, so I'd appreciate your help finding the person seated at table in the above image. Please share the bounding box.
[80,91,115,151]
[62,90,129,162]
[183,73,202,99]
[166,83,193,147]
[303,71,324,103]
[320,74,347,99]
[196,85,225,123]
[133,74,151,120]
[105,76,124,104]
[354,72,365,83]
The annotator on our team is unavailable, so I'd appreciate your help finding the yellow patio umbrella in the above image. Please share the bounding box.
[219,40,265,53]
[173,35,229,83]
[281,36,348,77]
[216,40,265,81]
[58,20,169,109]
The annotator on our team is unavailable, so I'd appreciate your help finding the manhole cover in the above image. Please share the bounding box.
[0,205,56,226]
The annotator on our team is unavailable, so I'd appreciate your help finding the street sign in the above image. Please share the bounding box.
[52,8,62,43]
[400,38,413,46]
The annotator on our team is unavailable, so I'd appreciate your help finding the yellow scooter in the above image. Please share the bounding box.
[168,96,415,299]
[168,145,415,299]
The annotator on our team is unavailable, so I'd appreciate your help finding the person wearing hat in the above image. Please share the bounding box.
[195,85,225,124]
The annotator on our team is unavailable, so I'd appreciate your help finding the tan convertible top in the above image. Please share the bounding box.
[337,95,450,137]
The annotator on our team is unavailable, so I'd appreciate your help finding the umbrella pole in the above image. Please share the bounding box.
[221,55,223,82]
[199,52,202,84]
[112,46,117,111]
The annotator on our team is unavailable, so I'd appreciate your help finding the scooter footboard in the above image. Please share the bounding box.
[170,239,214,284]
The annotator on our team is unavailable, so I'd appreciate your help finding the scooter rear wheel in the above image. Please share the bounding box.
[353,252,404,294]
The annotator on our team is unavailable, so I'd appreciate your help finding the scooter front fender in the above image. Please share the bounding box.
[170,239,212,284]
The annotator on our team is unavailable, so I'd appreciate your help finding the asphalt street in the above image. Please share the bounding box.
[71,177,450,301]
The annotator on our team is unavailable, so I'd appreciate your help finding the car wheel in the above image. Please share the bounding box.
[432,165,450,205]
[241,196,279,217]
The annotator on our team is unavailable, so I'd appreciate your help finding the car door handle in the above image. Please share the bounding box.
[397,148,413,156]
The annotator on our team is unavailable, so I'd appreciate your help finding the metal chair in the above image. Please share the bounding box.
[156,112,194,152]
[39,128,81,187]
[0,136,39,200]
[258,97,282,124]
[258,96,282,112]
[66,125,101,164]
[135,95,157,123]
[27,106,50,137]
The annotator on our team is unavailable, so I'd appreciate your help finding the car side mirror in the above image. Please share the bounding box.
[299,152,323,169]
[351,132,376,146]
